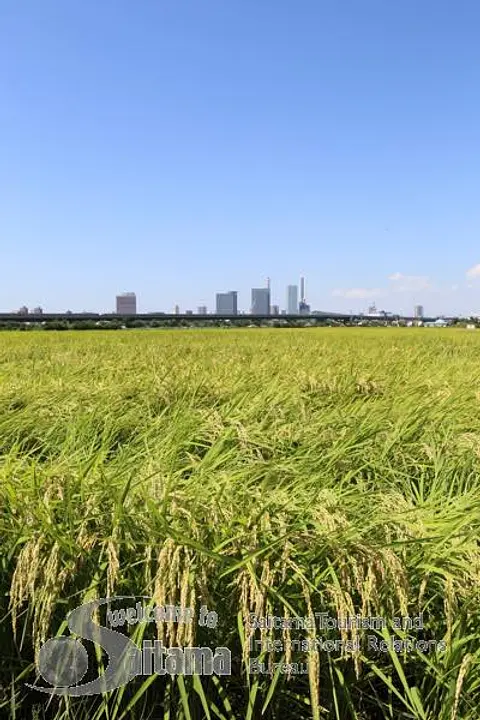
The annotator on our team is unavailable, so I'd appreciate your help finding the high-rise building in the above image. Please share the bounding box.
[298,277,309,314]
[33,306,43,314]
[414,305,424,318]
[174,305,180,315]
[287,285,298,314]
[197,306,207,315]
[272,305,280,315]
[251,288,270,314]
[185,310,193,315]
[216,291,238,315]
[116,292,137,314]
[17,306,28,315]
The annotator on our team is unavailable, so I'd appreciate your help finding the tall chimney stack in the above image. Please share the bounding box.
[300,276,305,303]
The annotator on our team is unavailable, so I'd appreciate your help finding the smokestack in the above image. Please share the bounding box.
[267,277,271,291]
[300,276,305,303]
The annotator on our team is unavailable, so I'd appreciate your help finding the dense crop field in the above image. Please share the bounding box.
[2,328,480,719]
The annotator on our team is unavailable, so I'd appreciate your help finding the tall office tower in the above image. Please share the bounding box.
[174,305,180,315]
[197,306,207,314]
[414,304,424,318]
[300,276,305,303]
[216,291,238,315]
[116,292,137,315]
[287,285,298,314]
[251,288,270,314]
[298,277,309,314]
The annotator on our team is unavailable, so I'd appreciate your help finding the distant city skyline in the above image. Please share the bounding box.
[10,282,434,319]
[12,274,417,316]
[8,265,480,318]
[6,268,480,317]
[11,276,436,318]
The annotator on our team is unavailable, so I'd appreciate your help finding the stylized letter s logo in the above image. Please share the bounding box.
[29,596,142,696]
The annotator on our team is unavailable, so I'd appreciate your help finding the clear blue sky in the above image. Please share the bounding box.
[2,0,480,315]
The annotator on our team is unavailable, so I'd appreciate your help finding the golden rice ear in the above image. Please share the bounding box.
[9,537,43,639]
[377,547,409,619]
[143,544,153,590]
[152,541,199,648]
[417,573,429,614]
[302,581,320,719]
[452,653,471,720]
[153,538,175,643]
[106,538,120,599]
[166,545,182,646]
[185,582,196,647]
[177,553,194,647]
[34,541,61,661]
[444,575,454,650]
[10,538,72,664]
[283,608,292,672]
[259,559,273,665]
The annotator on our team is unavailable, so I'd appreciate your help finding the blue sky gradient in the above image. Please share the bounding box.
[1,0,480,314]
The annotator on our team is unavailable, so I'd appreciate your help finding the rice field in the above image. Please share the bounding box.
[2,327,480,719]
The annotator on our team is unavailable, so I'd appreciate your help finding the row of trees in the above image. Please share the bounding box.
[0,318,475,331]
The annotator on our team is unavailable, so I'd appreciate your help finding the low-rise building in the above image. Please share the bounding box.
[216,291,238,315]
[116,292,137,314]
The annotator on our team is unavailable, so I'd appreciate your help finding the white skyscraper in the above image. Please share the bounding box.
[287,285,298,314]
[251,288,270,314]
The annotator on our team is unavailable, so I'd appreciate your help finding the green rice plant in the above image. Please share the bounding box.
[1,328,480,718]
